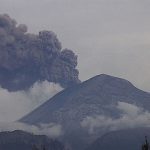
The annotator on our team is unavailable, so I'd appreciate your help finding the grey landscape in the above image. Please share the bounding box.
[0,0,150,150]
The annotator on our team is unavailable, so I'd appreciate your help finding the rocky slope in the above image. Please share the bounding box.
[20,74,150,150]
[86,127,150,150]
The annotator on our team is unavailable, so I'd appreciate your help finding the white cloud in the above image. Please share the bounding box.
[81,102,150,134]
[117,101,141,117]
[0,81,63,122]
[0,121,63,138]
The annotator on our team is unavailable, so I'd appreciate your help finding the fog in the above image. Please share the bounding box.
[0,81,63,122]
[81,102,150,134]
[0,121,63,137]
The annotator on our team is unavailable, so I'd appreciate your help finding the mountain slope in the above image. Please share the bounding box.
[20,74,150,150]
[0,130,66,150]
[86,127,150,150]
[20,74,150,124]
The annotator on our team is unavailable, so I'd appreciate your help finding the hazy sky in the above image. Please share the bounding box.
[0,0,150,91]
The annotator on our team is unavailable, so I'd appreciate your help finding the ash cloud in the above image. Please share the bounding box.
[0,14,80,91]
[81,102,150,134]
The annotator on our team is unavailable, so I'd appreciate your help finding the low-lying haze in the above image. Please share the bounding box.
[81,102,150,134]
[0,82,63,122]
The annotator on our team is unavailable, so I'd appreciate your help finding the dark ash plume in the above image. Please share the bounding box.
[0,14,80,91]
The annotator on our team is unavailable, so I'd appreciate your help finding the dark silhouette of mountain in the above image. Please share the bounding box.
[86,127,150,150]
[20,74,150,150]
[0,130,66,150]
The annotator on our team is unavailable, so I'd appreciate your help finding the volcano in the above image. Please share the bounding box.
[20,74,150,150]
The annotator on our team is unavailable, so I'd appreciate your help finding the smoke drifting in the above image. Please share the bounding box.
[0,121,63,138]
[0,14,80,91]
[81,102,150,134]
[0,81,63,122]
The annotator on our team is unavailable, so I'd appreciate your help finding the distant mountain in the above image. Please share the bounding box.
[86,127,150,150]
[20,74,150,150]
[0,130,66,150]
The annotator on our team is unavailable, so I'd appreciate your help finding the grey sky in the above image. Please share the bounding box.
[0,0,150,91]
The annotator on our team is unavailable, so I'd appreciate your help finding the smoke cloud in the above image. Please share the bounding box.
[0,14,80,91]
[0,81,63,122]
[0,121,63,138]
[81,102,150,134]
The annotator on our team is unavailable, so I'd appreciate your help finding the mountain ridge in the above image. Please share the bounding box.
[19,74,150,150]
[0,130,66,150]
[20,74,150,123]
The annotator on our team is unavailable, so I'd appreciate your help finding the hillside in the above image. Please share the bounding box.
[86,127,150,150]
[20,74,150,150]
[0,130,66,150]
